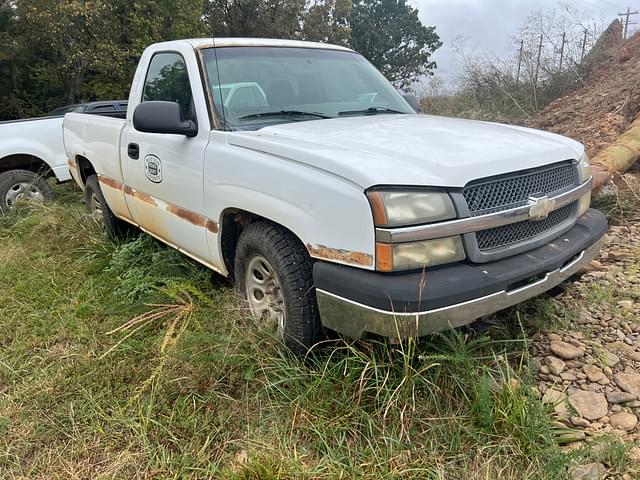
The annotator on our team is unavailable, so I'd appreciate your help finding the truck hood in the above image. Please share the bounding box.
[226,114,584,189]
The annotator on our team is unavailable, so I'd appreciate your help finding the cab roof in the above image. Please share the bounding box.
[159,37,354,52]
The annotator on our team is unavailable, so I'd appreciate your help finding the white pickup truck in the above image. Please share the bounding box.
[0,101,127,211]
[64,38,606,353]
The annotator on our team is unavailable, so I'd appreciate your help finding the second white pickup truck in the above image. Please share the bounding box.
[0,101,127,211]
[64,38,606,353]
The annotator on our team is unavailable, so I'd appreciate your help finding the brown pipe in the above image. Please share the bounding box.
[591,116,640,191]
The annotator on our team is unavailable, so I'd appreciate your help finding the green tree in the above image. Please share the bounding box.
[349,0,441,88]
[16,0,120,106]
[302,0,351,45]
[205,0,306,38]
[0,0,23,119]
[87,0,207,101]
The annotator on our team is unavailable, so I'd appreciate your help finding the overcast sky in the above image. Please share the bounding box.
[410,0,636,86]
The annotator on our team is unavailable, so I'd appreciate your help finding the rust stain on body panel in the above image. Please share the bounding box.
[307,244,373,267]
[166,204,208,227]
[98,175,124,191]
[96,175,223,236]
[123,185,157,207]
[206,219,219,233]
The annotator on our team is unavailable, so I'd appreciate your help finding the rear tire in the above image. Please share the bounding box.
[84,175,131,238]
[0,169,53,212]
[234,222,322,355]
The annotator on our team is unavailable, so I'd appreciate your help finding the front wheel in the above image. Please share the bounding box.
[0,169,53,212]
[234,222,322,355]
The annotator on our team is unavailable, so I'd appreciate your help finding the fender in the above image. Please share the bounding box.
[0,117,70,182]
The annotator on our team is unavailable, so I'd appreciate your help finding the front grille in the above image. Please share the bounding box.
[463,162,578,216]
[475,203,574,251]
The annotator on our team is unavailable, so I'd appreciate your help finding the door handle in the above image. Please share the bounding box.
[127,143,140,160]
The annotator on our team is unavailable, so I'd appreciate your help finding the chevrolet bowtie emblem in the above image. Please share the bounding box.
[528,195,556,221]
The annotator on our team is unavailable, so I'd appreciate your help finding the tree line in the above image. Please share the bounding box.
[0,0,441,120]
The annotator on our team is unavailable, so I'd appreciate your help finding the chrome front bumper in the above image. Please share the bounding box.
[315,237,602,339]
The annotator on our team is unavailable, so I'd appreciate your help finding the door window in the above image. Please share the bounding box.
[142,52,195,122]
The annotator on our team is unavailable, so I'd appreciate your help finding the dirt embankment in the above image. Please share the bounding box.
[530,23,640,160]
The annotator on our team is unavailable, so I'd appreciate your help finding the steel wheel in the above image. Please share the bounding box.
[5,182,45,208]
[245,254,285,336]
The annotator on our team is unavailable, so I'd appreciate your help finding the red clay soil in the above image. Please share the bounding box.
[530,28,640,159]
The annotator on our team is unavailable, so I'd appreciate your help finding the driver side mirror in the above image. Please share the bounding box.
[133,101,198,137]
[402,94,421,113]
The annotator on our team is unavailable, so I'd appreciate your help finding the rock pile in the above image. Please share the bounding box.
[531,221,640,446]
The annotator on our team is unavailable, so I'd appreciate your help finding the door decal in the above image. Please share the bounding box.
[144,155,162,183]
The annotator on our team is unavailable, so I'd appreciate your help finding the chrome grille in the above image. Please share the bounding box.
[463,162,578,216]
[475,204,574,251]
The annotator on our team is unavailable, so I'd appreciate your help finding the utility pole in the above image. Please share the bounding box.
[559,32,566,71]
[618,7,639,39]
[580,29,588,61]
[516,39,524,86]
[534,33,543,86]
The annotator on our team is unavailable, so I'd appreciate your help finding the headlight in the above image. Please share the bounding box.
[368,189,464,271]
[376,237,466,272]
[367,190,456,227]
[578,153,591,183]
[577,153,592,216]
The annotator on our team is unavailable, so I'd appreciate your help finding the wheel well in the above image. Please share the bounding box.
[220,209,308,278]
[75,156,96,186]
[0,154,53,177]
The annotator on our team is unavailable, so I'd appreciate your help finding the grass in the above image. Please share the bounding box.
[0,184,636,479]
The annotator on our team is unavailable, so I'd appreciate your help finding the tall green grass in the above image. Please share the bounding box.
[0,185,635,479]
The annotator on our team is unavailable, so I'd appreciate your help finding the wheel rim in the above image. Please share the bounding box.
[245,255,285,336]
[90,192,104,222]
[5,182,44,208]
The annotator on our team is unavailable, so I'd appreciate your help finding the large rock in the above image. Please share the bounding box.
[542,388,565,405]
[602,351,620,368]
[609,412,638,431]
[550,341,584,360]
[545,356,566,376]
[606,391,637,404]
[570,462,607,480]
[568,391,608,420]
[614,373,640,396]
[582,364,604,383]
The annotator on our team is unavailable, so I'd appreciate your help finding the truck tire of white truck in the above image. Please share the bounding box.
[234,221,322,355]
[0,169,53,212]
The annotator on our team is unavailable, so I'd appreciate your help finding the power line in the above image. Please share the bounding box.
[618,7,639,39]
[596,0,628,10]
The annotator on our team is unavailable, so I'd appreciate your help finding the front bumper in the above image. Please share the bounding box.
[314,209,607,339]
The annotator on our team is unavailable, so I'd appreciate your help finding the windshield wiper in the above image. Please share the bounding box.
[238,110,332,121]
[338,107,406,116]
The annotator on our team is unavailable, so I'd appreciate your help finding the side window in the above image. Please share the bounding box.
[142,52,195,122]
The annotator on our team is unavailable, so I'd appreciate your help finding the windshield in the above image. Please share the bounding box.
[201,47,414,130]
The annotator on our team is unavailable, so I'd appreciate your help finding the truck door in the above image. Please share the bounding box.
[121,50,212,264]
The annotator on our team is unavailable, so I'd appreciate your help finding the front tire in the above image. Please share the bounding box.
[0,169,53,212]
[234,222,322,355]
[84,175,131,238]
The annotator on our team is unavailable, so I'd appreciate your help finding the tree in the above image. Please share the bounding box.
[0,1,23,119]
[349,0,441,88]
[89,0,207,100]
[205,0,306,38]
[16,0,121,106]
[302,0,351,45]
